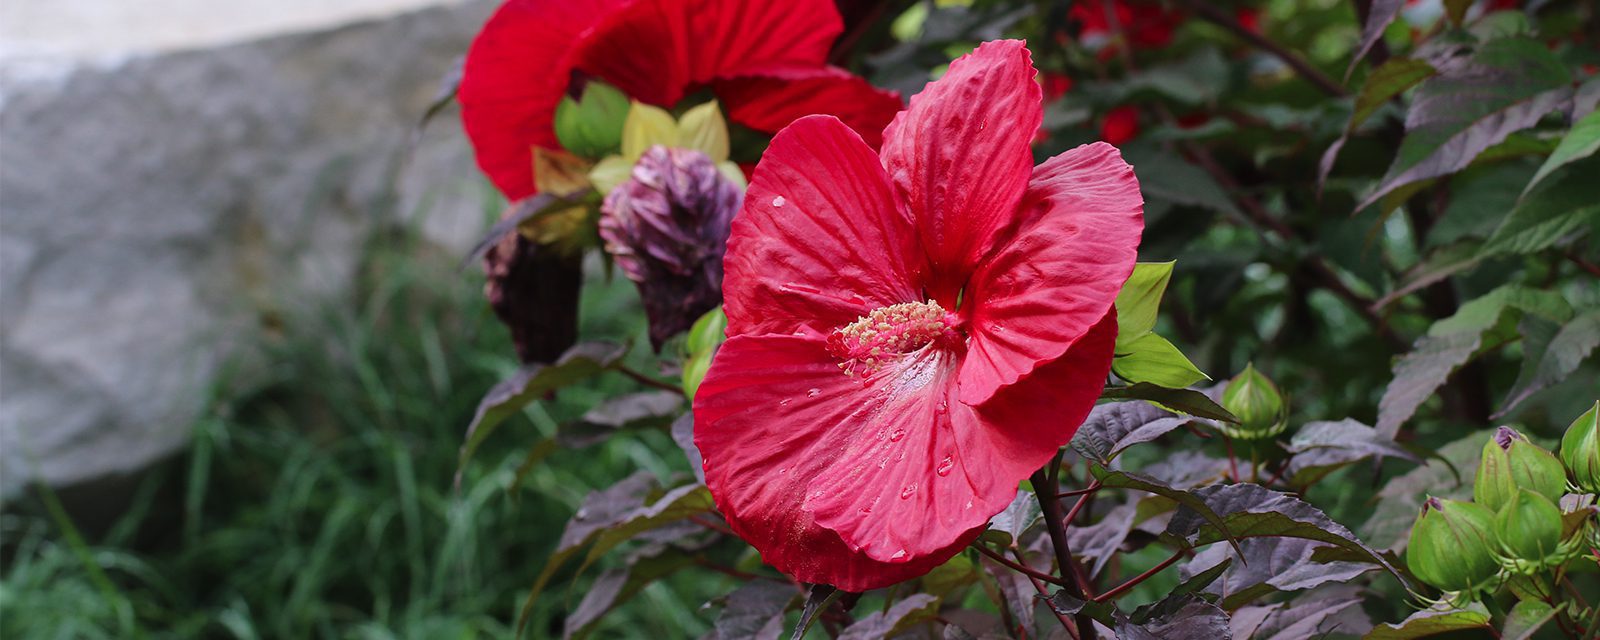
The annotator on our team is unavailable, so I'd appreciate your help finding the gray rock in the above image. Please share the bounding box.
[0,0,498,497]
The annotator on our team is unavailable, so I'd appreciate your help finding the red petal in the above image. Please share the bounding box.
[694,315,1118,588]
[722,115,924,337]
[959,142,1143,406]
[879,40,1043,302]
[694,331,979,591]
[713,65,903,148]
[458,0,627,200]
[574,0,842,108]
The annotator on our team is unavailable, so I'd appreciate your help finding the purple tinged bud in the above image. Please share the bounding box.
[482,207,582,364]
[599,146,742,349]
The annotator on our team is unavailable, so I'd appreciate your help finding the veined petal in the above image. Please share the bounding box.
[722,116,923,337]
[694,331,981,591]
[959,142,1143,406]
[458,0,629,200]
[712,65,903,148]
[953,143,1145,408]
[879,39,1042,301]
[574,0,840,109]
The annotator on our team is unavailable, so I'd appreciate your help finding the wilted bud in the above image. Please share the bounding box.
[482,209,583,364]
[599,146,741,349]
[1475,427,1567,512]
[1493,489,1565,574]
[1407,497,1499,593]
[1218,363,1287,440]
[1560,401,1600,494]
[553,78,630,158]
[681,307,727,398]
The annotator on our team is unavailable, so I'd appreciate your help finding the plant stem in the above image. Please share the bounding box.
[1058,481,1104,499]
[1093,549,1186,602]
[973,544,1071,587]
[617,365,686,395]
[1173,0,1348,97]
[1032,468,1099,640]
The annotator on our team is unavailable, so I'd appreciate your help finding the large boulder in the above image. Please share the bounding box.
[0,0,497,497]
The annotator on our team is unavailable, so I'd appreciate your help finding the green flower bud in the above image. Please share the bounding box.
[1407,497,1499,593]
[553,80,630,158]
[1218,363,1287,440]
[1474,427,1566,512]
[1493,489,1565,574]
[1560,401,1600,494]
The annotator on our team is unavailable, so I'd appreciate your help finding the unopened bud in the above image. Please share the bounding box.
[1407,497,1499,593]
[553,79,630,158]
[482,210,582,363]
[1493,489,1565,574]
[1475,427,1567,512]
[599,146,741,349]
[1560,401,1600,494]
[1218,363,1287,440]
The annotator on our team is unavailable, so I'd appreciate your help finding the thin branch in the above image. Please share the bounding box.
[689,514,737,537]
[1058,481,1104,499]
[1174,0,1347,97]
[617,365,686,395]
[1568,250,1600,278]
[973,543,1071,587]
[1093,549,1186,602]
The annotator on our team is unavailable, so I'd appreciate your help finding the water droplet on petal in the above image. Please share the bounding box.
[964,500,973,509]
[779,398,790,406]
[889,429,906,442]
[778,467,788,474]
[936,456,955,476]
[891,549,907,560]
[806,388,820,398]
[771,195,786,207]
[900,483,918,499]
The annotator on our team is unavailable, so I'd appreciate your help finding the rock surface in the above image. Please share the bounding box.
[0,0,497,497]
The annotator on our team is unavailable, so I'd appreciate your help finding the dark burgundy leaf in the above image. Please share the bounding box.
[1071,401,1191,465]
[707,582,798,640]
[838,594,940,640]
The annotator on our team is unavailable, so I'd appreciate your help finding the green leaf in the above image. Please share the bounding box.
[1122,148,1241,217]
[1502,599,1557,640]
[457,342,629,484]
[1350,0,1403,72]
[1113,333,1209,388]
[1526,109,1600,195]
[564,550,695,639]
[1100,384,1239,423]
[1498,310,1600,417]
[1115,262,1175,339]
[1351,58,1437,131]
[1427,285,1573,337]
[838,594,939,640]
[1483,154,1600,256]
[1364,604,1491,639]
[1359,38,1573,210]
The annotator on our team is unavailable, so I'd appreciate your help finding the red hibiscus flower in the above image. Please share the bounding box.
[1101,105,1140,145]
[458,0,904,200]
[1069,0,1179,59]
[693,40,1144,591]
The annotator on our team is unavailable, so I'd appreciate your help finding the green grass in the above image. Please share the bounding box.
[0,227,729,639]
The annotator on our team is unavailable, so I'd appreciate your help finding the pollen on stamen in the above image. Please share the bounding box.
[826,301,960,377]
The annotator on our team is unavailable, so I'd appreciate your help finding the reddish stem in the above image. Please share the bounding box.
[1093,549,1186,602]
[974,543,1071,588]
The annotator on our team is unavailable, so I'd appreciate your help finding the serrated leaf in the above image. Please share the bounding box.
[1350,0,1404,73]
[1183,538,1376,609]
[1352,58,1437,131]
[1164,484,1403,586]
[790,585,840,640]
[670,414,704,484]
[982,490,1042,545]
[1498,310,1600,417]
[1359,38,1573,210]
[1067,500,1140,577]
[1115,262,1175,339]
[707,582,798,640]
[621,101,679,159]
[1365,604,1490,639]
[1374,242,1483,310]
[1526,109,1600,194]
[1113,333,1209,388]
[1071,401,1190,465]
[1248,587,1373,640]
[1092,467,1242,557]
[676,101,730,163]
[1502,599,1557,640]
[1100,384,1239,423]
[565,550,695,639]
[1122,150,1241,217]
[586,483,715,565]
[1360,430,1488,550]
[1116,594,1230,640]
[839,594,940,640]
[560,391,683,448]
[1483,154,1600,256]
[1286,419,1423,485]
[1427,285,1573,337]
[517,472,658,634]
[457,342,629,483]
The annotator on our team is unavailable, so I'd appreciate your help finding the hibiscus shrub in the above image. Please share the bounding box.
[443,0,1599,637]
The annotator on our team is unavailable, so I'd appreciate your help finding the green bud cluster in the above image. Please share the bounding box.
[1407,497,1499,593]
[1217,363,1287,440]
[1560,401,1600,494]
[1474,427,1566,511]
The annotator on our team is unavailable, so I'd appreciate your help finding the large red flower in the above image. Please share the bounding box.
[694,40,1144,591]
[458,0,903,200]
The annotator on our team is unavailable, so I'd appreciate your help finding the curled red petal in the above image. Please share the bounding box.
[713,65,903,148]
[959,142,1143,406]
[694,331,980,591]
[722,115,924,337]
[458,0,627,200]
[879,40,1042,301]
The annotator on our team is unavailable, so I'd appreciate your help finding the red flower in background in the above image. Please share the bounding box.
[1101,105,1140,145]
[1069,0,1179,59]
[458,0,903,200]
[694,40,1144,590]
